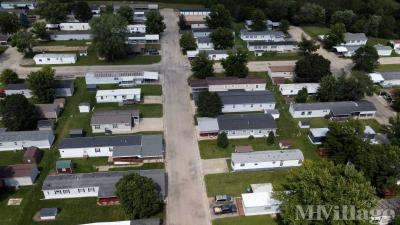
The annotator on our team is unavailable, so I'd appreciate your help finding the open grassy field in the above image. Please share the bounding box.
[377,64,400,71]
[205,169,290,197]
[213,215,279,225]
[301,26,330,39]
[95,103,163,117]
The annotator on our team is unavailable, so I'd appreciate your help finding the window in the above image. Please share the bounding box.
[301,112,305,115]
[114,96,117,99]
[240,164,245,167]
[95,148,100,153]
[63,189,70,194]
[47,58,50,61]
[14,142,17,145]
[272,161,276,164]
[122,95,127,99]
[0,143,2,146]
[112,124,118,128]
[100,96,104,100]
[94,125,100,129]
[250,104,253,108]
[39,59,42,62]
[78,188,86,193]
[254,163,258,166]
[88,187,96,192]
[54,190,62,194]
[307,111,312,115]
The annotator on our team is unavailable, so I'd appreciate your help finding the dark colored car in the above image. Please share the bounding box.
[213,204,237,215]
[214,195,234,204]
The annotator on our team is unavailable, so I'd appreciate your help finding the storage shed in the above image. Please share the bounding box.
[79,102,90,113]
[39,208,58,220]
[37,120,54,131]
[23,147,42,164]
[56,160,73,174]
[69,129,84,138]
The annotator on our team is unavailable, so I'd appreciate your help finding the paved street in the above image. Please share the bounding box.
[365,95,396,125]
[159,9,211,225]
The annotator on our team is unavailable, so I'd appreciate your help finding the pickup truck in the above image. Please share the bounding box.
[213,204,237,215]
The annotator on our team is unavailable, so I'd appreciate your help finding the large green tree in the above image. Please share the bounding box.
[209,27,234,50]
[117,6,134,24]
[324,23,346,49]
[336,71,374,101]
[90,14,128,61]
[0,69,19,85]
[197,91,222,117]
[277,160,377,225]
[0,94,38,131]
[0,12,19,34]
[116,173,163,219]
[74,1,93,22]
[145,11,166,34]
[352,45,379,72]
[298,35,319,55]
[385,114,400,146]
[206,4,232,29]
[250,9,266,31]
[26,66,55,103]
[295,53,331,82]
[37,1,70,24]
[330,10,356,30]
[10,30,34,56]
[221,48,249,78]
[295,87,308,103]
[217,132,229,148]
[191,52,214,79]
[179,32,197,52]
[317,75,338,102]
[292,3,325,25]
[31,22,49,40]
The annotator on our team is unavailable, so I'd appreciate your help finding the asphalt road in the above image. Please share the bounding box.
[159,9,212,225]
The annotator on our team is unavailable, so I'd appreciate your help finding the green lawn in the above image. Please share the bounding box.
[213,215,279,225]
[249,52,302,61]
[377,64,400,71]
[95,103,163,118]
[367,37,391,46]
[97,84,163,96]
[205,170,290,197]
[68,157,110,173]
[76,53,161,66]
[301,26,330,39]
[109,163,165,171]
[0,151,25,166]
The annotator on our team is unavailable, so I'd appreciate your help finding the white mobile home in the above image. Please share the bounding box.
[127,34,159,44]
[4,83,32,98]
[33,54,77,65]
[49,31,92,41]
[215,90,276,113]
[91,110,140,134]
[95,88,141,103]
[0,164,39,187]
[0,1,36,9]
[240,29,286,42]
[247,41,296,54]
[279,83,320,96]
[196,37,214,50]
[192,28,212,38]
[308,128,330,145]
[374,44,393,56]
[269,66,295,79]
[241,183,281,216]
[189,77,266,93]
[59,23,91,31]
[179,8,210,16]
[0,130,54,151]
[85,71,158,85]
[342,33,368,46]
[127,24,146,34]
[231,149,304,171]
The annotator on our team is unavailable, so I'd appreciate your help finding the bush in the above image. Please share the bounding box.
[217,132,229,148]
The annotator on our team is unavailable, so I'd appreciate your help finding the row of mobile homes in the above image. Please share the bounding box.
[333,33,368,57]
[95,88,141,103]
[197,113,277,139]
[33,54,77,65]
[179,8,210,16]
[244,20,280,31]
[90,110,140,134]
[279,83,320,96]
[247,41,297,55]
[189,77,266,93]
[85,71,159,85]
[369,71,400,87]
[0,130,54,151]
[49,30,92,41]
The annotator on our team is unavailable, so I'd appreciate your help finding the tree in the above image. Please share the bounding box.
[145,11,166,34]
[74,1,92,22]
[0,12,19,34]
[385,114,400,146]
[330,10,356,30]
[103,4,114,14]
[115,173,163,219]
[19,13,30,29]
[197,91,222,117]
[90,14,128,61]
[206,4,232,29]
[295,54,331,82]
[178,14,189,30]
[266,131,275,145]
[209,27,234,50]
[323,23,346,49]
[191,52,214,79]
[378,15,397,39]
[10,30,34,56]
[352,45,379,72]
[0,69,19,85]
[278,19,290,34]
[32,22,49,40]
[0,94,38,131]
[117,6,134,24]
[277,160,377,225]
[37,1,70,24]
[317,75,338,102]
[292,3,325,25]
[250,9,266,31]
[179,32,197,52]
[26,66,55,103]
[298,35,319,55]
[295,87,308,103]
[221,48,249,78]
[324,120,365,164]
[217,132,229,148]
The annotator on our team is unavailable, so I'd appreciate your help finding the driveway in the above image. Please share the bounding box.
[143,96,162,104]
[160,9,211,225]
[365,95,396,125]
[132,118,163,132]
[288,26,353,76]
[379,57,400,65]
[202,158,229,175]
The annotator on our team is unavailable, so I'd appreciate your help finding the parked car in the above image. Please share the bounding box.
[214,195,234,204]
[213,204,237,215]
[146,48,159,55]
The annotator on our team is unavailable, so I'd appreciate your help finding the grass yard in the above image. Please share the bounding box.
[367,37,391,46]
[97,84,163,96]
[213,215,279,225]
[377,64,400,71]
[301,26,330,39]
[76,53,161,66]
[95,103,163,117]
[109,163,165,171]
[0,151,25,166]
[68,157,110,173]
[249,52,302,61]
[205,170,289,197]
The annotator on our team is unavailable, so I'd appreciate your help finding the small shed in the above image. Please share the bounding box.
[79,102,90,113]
[53,98,66,109]
[298,120,310,129]
[279,140,292,149]
[234,146,254,153]
[69,128,83,138]
[265,109,280,119]
[40,208,58,220]
[86,84,97,92]
[23,147,42,164]
[37,120,54,131]
[56,160,73,174]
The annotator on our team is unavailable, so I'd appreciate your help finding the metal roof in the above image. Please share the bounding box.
[232,149,304,164]
[91,110,140,125]
[291,101,376,115]
[59,135,142,149]
[197,117,219,133]
[196,36,211,43]
[191,28,213,33]
[0,130,53,142]
[40,208,57,217]
[56,160,72,169]
[180,8,210,12]
[380,71,400,80]
[4,83,29,90]
[217,90,275,105]
[54,80,74,88]
[95,89,141,97]
[112,135,163,158]
[217,113,277,130]
[248,41,296,46]
[240,29,285,37]
[42,169,166,198]
[344,32,367,41]
[37,120,54,128]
